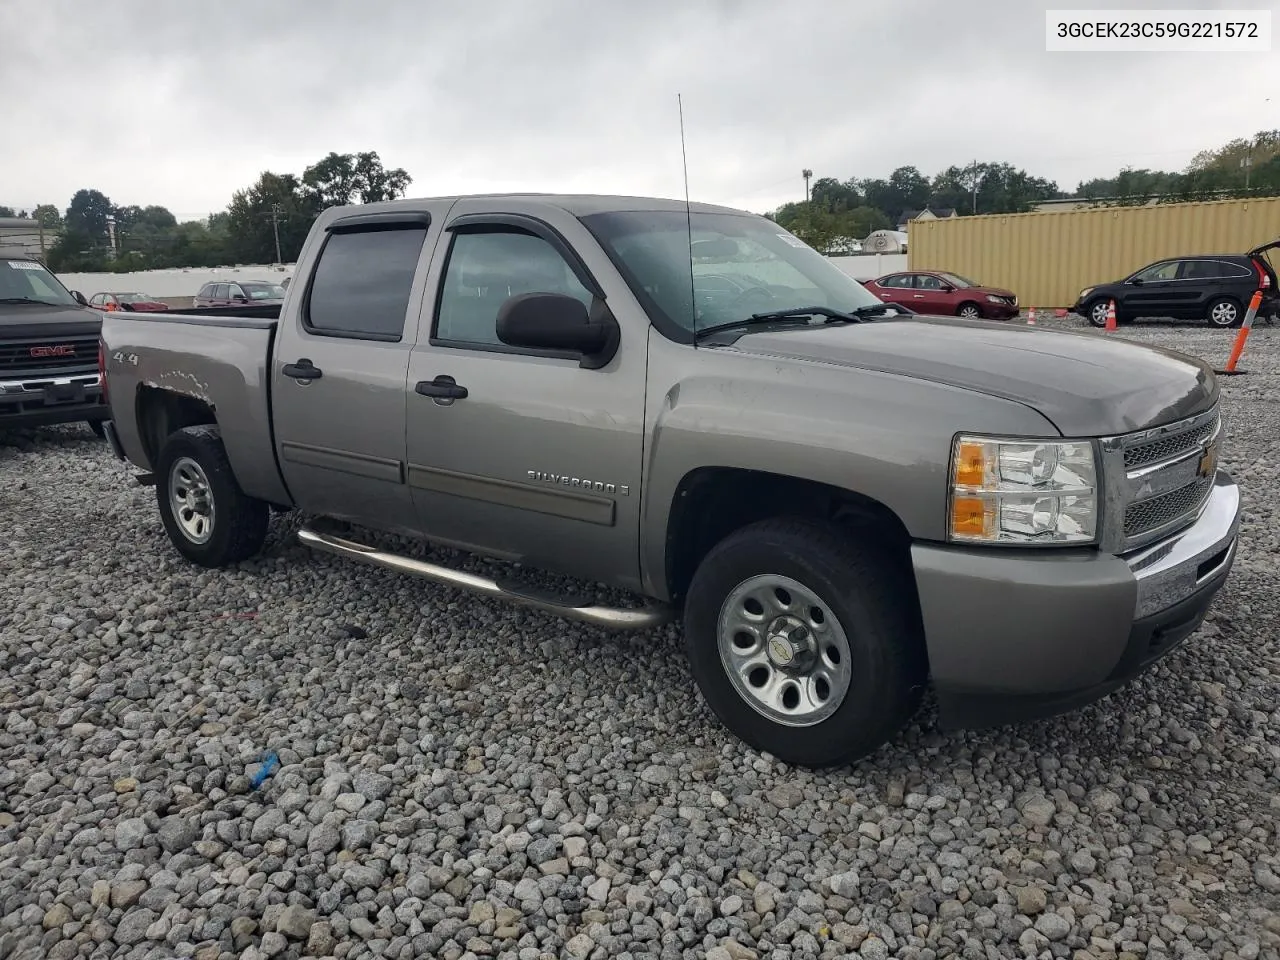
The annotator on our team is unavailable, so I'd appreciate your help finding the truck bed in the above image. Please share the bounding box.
[100,310,291,506]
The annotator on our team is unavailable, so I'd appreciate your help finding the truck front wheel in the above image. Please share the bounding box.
[155,425,269,567]
[683,518,926,768]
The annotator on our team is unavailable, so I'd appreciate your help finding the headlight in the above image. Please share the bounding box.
[948,435,1098,544]
[1079,287,1094,300]
[985,295,1004,303]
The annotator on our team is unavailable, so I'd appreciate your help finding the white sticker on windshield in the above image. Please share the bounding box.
[7,260,41,270]
[776,232,809,249]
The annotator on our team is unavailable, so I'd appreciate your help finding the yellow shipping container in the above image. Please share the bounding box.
[907,197,1280,309]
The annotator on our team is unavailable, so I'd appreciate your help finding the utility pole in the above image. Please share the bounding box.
[270,203,283,264]
[802,169,812,203]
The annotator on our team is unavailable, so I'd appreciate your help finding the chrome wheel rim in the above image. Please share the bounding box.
[717,574,852,727]
[1091,303,1109,325]
[1210,302,1237,326]
[169,456,215,544]
[960,306,979,318]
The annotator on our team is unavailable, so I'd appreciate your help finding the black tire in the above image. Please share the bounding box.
[956,301,983,319]
[86,420,106,439]
[1207,296,1242,329]
[1085,298,1111,327]
[683,517,927,768]
[154,424,269,567]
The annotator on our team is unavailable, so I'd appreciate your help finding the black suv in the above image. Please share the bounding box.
[1072,241,1279,328]
[193,280,286,308]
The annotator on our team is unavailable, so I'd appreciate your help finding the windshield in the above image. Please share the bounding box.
[117,292,151,303]
[242,282,285,299]
[580,210,884,338]
[938,272,979,288]
[0,259,80,306]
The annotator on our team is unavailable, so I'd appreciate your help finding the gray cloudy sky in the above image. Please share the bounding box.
[2,0,1274,220]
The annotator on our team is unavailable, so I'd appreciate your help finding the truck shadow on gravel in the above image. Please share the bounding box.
[248,509,1266,799]
[0,422,106,450]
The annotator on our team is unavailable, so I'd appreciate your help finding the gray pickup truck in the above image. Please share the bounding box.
[99,194,1241,768]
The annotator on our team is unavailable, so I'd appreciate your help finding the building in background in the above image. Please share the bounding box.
[0,217,58,261]
[896,207,958,233]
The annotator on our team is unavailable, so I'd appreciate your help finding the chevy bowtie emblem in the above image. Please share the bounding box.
[1197,443,1218,480]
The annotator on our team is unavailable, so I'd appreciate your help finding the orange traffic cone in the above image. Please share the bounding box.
[1026,307,1036,325]
[1105,299,1117,331]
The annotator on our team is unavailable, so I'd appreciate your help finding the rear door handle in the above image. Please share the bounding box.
[282,359,322,381]
[415,375,468,400]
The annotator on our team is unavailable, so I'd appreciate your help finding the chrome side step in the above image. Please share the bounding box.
[296,522,673,631]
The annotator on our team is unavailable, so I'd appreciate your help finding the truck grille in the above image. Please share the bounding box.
[1124,413,1220,470]
[1124,476,1214,538]
[0,336,99,376]
[1115,405,1220,549]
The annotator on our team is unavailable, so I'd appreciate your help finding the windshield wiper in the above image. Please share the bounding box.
[693,306,861,342]
[0,297,62,306]
[845,302,915,318]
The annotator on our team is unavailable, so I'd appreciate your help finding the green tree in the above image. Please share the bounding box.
[227,172,318,263]
[302,150,412,208]
[809,177,861,213]
[0,206,14,218]
[888,166,931,214]
[32,204,63,229]
[65,188,114,239]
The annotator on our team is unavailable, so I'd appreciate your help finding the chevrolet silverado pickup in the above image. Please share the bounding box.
[0,253,109,437]
[98,194,1242,768]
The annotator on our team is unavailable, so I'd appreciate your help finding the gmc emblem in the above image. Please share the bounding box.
[30,345,76,358]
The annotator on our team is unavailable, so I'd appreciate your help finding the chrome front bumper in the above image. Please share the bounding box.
[1127,473,1240,619]
[912,469,1241,725]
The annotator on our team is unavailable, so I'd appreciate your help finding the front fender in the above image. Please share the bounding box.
[637,336,1061,600]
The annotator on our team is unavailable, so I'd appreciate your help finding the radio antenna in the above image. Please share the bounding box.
[678,93,697,345]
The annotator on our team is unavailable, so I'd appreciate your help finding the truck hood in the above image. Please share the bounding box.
[726,315,1216,436]
[0,302,103,339]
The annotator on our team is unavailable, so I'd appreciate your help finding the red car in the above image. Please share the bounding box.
[88,291,169,312]
[868,270,1019,320]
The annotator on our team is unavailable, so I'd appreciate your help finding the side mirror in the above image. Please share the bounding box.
[1130,277,1144,286]
[496,293,619,369]
[939,283,954,293]
[72,290,88,306]
[234,294,248,303]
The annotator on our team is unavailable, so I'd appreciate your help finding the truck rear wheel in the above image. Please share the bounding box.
[683,517,926,768]
[155,425,269,567]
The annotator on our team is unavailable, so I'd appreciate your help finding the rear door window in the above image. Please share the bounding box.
[1177,260,1222,280]
[304,224,428,340]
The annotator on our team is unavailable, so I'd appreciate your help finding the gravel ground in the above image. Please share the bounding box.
[2,315,1279,960]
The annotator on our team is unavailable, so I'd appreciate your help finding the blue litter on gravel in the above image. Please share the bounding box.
[250,752,279,789]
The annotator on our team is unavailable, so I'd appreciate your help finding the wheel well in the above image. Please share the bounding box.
[664,468,913,603]
[957,299,981,313]
[135,386,217,468]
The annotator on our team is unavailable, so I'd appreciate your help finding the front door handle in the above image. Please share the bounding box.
[282,359,322,381]
[415,375,468,400]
